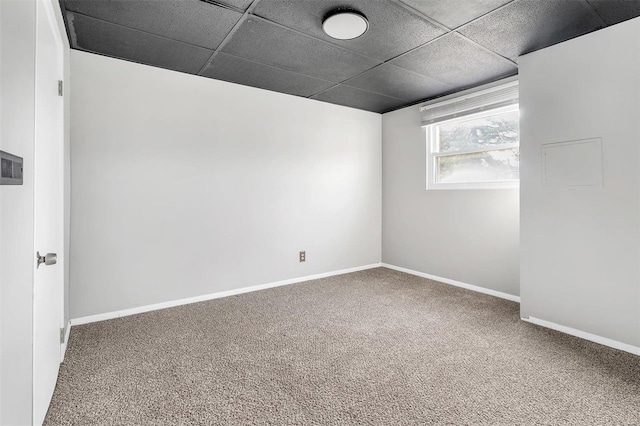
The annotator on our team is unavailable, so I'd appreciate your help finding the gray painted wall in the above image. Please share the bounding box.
[519,18,640,347]
[70,51,382,319]
[381,102,520,297]
[0,0,36,423]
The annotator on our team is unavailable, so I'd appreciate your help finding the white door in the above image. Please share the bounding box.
[33,0,64,424]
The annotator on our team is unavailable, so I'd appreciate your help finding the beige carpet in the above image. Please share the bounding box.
[45,268,640,425]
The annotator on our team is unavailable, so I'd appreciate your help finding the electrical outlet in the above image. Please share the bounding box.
[299,251,306,262]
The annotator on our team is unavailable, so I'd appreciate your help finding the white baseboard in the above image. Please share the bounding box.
[60,321,71,362]
[381,263,520,303]
[70,263,382,326]
[67,262,638,356]
[522,316,640,356]
[381,264,639,355]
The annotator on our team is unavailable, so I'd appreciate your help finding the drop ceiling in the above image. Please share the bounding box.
[60,0,640,113]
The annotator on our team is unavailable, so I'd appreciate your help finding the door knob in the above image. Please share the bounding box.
[36,252,57,268]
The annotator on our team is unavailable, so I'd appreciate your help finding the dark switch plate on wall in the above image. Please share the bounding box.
[1,151,24,185]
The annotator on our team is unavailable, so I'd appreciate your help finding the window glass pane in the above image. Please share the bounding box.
[437,148,519,184]
[437,109,519,153]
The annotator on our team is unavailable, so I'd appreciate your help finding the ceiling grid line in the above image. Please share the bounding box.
[63,10,218,51]
[60,0,511,98]
[231,3,457,101]
[62,0,385,91]
[198,0,463,107]
[245,14,385,65]
[214,0,519,104]
[303,41,457,102]
[59,0,640,113]
[454,32,518,66]
[305,27,467,100]
[446,0,519,33]
[580,0,608,26]
[388,0,453,32]
[197,0,263,75]
[209,51,336,85]
[198,0,247,15]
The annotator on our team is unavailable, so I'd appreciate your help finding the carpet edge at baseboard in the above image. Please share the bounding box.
[522,316,640,356]
[70,263,383,326]
[379,263,639,356]
[380,263,520,302]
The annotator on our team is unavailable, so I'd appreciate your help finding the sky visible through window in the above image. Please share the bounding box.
[436,109,519,184]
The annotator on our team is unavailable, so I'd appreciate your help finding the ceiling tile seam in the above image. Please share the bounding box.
[194,2,390,87]
[194,21,454,100]
[93,28,402,108]
[64,1,480,102]
[306,71,404,100]
[203,45,361,85]
[388,0,518,67]
[203,51,337,85]
[337,69,456,100]
[344,63,455,91]
[333,83,413,102]
[580,0,608,27]
[66,44,208,78]
[61,9,219,53]
[452,0,606,65]
[198,0,451,93]
[61,10,514,113]
[64,42,332,100]
[304,32,464,100]
[432,0,520,65]
[248,0,520,72]
[198,0,247,15]
[62,1,454,98]
[333,33,461,89]
[245,14,385,65]
[308,84,406,103]
[389,0,452,32]
[196,0,265,74]
[243,11,483,90]
[306,76,406,102]
[454,32,518,66]
[366,31,452,67]
[306,83,343,99]
[449,0,519,33]
[196,15,250,73]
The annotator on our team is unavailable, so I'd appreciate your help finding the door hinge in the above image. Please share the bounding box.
[58,80,63,97]
[60,327,66,344]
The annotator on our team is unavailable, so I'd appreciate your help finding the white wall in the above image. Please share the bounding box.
[0,3,3,422]
[70,51,382,319]
[0,0,36,424]
[51,0,72,337]
[1,2,3,422]
[519,18,640,347]
[381,102,520,297]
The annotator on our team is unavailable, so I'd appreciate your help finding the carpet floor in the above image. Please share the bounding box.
[45,267,640,425]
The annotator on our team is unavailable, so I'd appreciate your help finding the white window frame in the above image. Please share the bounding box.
[426,104,520,190]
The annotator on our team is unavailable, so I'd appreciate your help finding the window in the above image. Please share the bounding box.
[422,81,519,190]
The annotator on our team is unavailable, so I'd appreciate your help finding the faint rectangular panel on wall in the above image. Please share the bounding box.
[542,138,603,190]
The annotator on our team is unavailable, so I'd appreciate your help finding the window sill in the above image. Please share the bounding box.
[426,181,519,190]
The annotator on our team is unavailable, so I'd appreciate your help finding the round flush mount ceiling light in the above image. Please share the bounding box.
[322,10,369,40]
